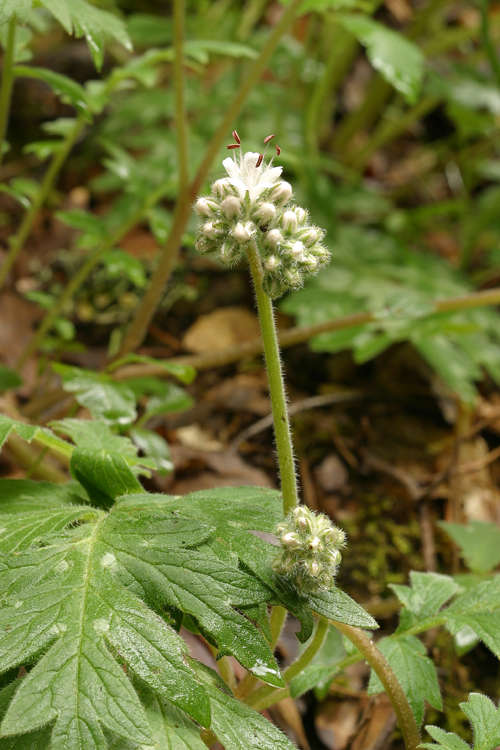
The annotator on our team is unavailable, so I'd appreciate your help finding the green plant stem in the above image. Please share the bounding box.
[0,116,85,291]
[246,240,298,515]
[16,182,170,369]
[0,15,17,168]
[174,0,188,200]
[481,0,500,89]
[246,615,330,710]
[117,0,303,358]
[5,434,68,483]
[270,605,288,649]
[331,622,420,750]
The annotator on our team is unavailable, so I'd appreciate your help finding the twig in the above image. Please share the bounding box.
[229,391,363,452]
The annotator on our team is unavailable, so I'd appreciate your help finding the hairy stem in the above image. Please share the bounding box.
[331,622,420,750]
[16,183,170,368]
[0,15,16,168]
[246,240,298,515]
[481,0,500,89]
[0,116,85,291]
[117,0,303,357]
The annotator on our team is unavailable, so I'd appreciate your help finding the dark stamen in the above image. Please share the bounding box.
[256,153,264,167]
[263,134,275,144]
[232,130,241,144]
[275,145,281,156]
[227,144,240,150]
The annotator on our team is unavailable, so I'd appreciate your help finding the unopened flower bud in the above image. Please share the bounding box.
[329,549,342,566]
[232,221,253,245]
[263,273,286,299]
[308,537,322,551]
[266,229,283,250]
[220,195,242,220]
[290,241,306,261]
[213,178,231,199]
[295,207,307,225]
[300,228,319,247]
[307,560,321,577]
[265,255,279,272]
[297,515,308,531]
[195,198,218,217]
[253,202,276,223]
[301,255,318,272]
[284,268,303,288]
[220,242,242,265]
[270,181,292,204]
[283,533,299,549]
[281,210,298,234]
[202,222,217,237]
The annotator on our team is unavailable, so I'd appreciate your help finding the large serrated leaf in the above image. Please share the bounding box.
[0,503,219,748]
[390,571,459,632]
[308,588,378,629]
[423,693,500,750]
[70,448,143,507]
[0,479,86,512]
[368,634,441,725]
[111,496,284,687]
[440,521,500,574]
[445,576,500,658]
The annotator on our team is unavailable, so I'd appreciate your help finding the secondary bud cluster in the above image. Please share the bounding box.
[273,506,346,593]
[194,141,330,299]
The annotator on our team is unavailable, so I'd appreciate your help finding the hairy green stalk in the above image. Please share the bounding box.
[174,0,189,201]
[246,240,298,515]
[332,622,421,750]
[0,116,85,291]
[117,0,303,358]
[0,15,16,168]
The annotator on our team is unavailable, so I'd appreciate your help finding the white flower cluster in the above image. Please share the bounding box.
[274,505,346,593]
[194,139,330,299]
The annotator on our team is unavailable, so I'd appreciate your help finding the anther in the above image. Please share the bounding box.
[256,153,264,168]
[232,130,241,144]
[276,145,281,156]
[227,143,240,150]
[263,134,275,144]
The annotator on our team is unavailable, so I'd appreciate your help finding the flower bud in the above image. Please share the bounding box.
[265,255,280,273]
[283,533,300,549]
[266,229,283,250]
[308,537,322,552]
[195,237,216,254]
[281,210,298,234]
[284,268,303,288]
[300,228,319,247]
[202,222,217,238]
[220,242,242,265]
[307,560,321,577]
[232,221,253,245]
[301,255,318,272]
[270,181,292,204]
[290,241,306,261]
[295,207,307,225]
[213,178,231,199]
[253,202,276,223]
[328,549,342,566]
[263,273,286,299]
[195,198,218,217]
[313,246,331,265]
[220,195,242,220]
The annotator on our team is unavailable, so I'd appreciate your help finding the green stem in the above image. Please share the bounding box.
[0,15,16,168]
[16,182,170,369]
[246,240,298,515]
[174,0,189,200]
[332,622,420,750]
[270,605,288,649]
[117,0,303,357]
[0,116,85,291]
[481,0,500,89]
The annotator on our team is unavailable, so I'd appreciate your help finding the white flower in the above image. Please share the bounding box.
[222,151,283,202]
[265,255,279,272]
